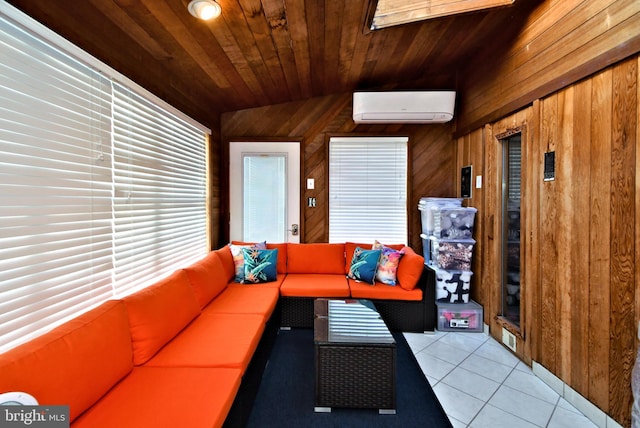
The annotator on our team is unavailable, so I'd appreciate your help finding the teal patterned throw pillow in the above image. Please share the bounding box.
[347,247,381,285]
[242,248,278,284]
[229,241,266,282]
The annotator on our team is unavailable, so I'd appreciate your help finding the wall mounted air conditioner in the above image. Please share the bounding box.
[352,91,456,124]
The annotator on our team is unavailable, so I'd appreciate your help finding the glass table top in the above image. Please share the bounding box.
[314,299,395,345]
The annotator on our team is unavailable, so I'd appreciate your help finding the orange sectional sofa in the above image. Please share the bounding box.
[0,242,432,428]
[277,242,430,331]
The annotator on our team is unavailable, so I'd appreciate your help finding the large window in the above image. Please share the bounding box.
[111,85,208,296]
[0,5,209,353]
[329,136,408,244]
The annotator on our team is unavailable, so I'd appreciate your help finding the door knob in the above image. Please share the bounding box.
[290,224,299,236]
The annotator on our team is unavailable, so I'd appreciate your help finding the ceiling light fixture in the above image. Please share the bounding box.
[188,0,222,21]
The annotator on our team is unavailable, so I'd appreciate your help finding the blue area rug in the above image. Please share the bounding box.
[247,328,452,427]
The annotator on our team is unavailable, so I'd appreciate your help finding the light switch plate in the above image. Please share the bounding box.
[306,178,314,189]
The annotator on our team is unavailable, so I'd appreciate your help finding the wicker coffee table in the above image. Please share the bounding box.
[313,298,396,414]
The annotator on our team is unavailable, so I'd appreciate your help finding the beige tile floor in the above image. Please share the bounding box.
[403,329,608,428]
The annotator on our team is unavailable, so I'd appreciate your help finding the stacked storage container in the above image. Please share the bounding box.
[418,197,482,332]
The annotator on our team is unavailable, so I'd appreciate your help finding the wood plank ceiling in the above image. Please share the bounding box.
[6,0,538,130]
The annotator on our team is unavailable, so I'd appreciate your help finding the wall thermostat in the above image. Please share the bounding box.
[544,151,555,181]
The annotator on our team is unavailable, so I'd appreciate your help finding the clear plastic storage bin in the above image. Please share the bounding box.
[420,233,431,265]
[437,300,483,332]
[434,268,473,303]
[430,237,475,271]
[418,197,462,236]
[432,206,477,239]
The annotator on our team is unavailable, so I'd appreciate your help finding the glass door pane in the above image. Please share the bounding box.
[243,154,286,242]
[502,134,521,327]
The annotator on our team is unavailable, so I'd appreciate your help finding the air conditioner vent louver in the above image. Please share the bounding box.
[353,91,455,124]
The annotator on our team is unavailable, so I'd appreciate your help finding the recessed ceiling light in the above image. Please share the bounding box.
[188,0,222,21]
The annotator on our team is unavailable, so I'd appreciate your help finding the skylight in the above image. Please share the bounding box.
[370,0,516,30]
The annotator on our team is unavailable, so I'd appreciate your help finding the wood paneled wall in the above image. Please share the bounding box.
[219,94,456,249]
[455,55,639,426]
[207,115,222,249]
[454,4,640,423]
[456,0,640,135]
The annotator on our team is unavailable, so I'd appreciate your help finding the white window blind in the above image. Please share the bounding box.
[0,15,115,352]
[0,6,208,353]
[112,84,208,296]
[329,136,408,244]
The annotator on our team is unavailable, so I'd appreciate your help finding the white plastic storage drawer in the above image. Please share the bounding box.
[434,268,473,303]
[418,197,462,236]
[432,206,477,239]
[430,237,475,271]
[437,300,483,332]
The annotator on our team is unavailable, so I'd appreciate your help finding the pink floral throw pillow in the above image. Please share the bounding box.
[372,240,404,286]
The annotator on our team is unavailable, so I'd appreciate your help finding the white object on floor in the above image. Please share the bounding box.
[0,392,38,405]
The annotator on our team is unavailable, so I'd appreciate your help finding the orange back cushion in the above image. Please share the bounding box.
[214,245,235,282]
[123,270,201,365]
[287,243,345,274]
[396,246,425,290]
[266,243,288,274]
[0,301,133,423]
[183,252,228,308]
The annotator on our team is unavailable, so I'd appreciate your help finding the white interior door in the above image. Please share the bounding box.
[229,142,300,243]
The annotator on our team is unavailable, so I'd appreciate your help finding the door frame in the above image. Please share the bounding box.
[223,138,303,244]
[485,110,535,365]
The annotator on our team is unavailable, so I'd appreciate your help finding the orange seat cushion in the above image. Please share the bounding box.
[279,273,350,297]
[71,367,242,428]
[202,286,279,322]
[0,301,133,423]
[348,279,423,301]
[123,270,201,365]
[183,251,229,308]
[227,272,286,289]
[396,246,425,290]
[287,243,345,274]
[144,313,265,372]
